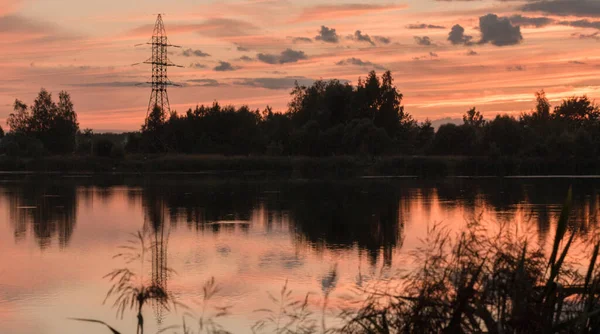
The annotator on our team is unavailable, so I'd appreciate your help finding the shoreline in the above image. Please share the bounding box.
[1,154,600,178]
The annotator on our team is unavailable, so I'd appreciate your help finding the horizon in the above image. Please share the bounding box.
[1,0,599,131]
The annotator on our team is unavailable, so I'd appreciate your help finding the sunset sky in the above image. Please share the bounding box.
[1,0,599,131]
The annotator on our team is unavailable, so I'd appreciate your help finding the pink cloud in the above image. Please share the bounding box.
[291,3,408,23]
[123,17,259,40]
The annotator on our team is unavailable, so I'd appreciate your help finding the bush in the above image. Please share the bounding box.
[124,133,142,153]
[75,139,92,155]
[0,134,45,157]
[110,144,125,159]
[431,124,464,155]
[110,145,125,159]
[94,139,114,157]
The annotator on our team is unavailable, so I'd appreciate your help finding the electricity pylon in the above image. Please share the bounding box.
[139,14,182,118]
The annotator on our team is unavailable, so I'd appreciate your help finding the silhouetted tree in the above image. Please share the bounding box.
[28,89,56,134]
[134,70,413,156]
[289,79,354,129]
[109,72,600,160]
[342,119,391,156]
[7,99,31,134]
[574,129,596,159]
[51,91,79,153]
[484,115,523,156]
[463,107,485,128]
[552,95,600,127]
[415,120,435,153]
[374,71,405,136]
[431,124,467,155]
[290,120,321,155]
[6,89,79,154]
[262,106,293,154]
[143,105,166,134]
[534,90,551,121]
[141,105,166,152]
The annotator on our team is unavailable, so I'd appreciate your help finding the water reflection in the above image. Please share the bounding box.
[281,182,405,267]
[5,181,77,249]
[3,178,600,259]
[3,177,600,333]
[132,181,406,267]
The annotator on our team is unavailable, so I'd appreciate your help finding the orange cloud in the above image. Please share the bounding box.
[123,18,260,40]
[0,0,21,15]
[291,3,408,23]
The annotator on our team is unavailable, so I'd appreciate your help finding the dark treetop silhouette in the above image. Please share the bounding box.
[3,71,600,162]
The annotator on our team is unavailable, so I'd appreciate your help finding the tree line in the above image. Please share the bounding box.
[2,70,600,159]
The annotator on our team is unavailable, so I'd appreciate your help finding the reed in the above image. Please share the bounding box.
[75,189,600,333]
[340,187,600,333]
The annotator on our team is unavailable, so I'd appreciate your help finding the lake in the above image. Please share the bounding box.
[0,176,597,333]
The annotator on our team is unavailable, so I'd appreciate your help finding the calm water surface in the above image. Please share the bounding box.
[0,176,598,333]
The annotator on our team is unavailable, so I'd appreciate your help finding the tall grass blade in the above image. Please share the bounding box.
[548,186,572,270]
[69,318,121,334]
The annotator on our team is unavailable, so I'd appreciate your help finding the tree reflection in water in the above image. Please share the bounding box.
[6,180,77,249]
[3,177,600,264]
[3,177,600,333]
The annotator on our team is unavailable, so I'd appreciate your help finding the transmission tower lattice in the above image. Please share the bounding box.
[140,14,182,117]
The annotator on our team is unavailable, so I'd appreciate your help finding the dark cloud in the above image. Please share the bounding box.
[315,25,339,43]
[448,24,473,45]
[562,19,600,30]
[509,14,555,28]
[239,55,254,61]
[374,36,391,44]
[189,62,206,69]
[467,49,479,56]
[414,36,435,46]
[522,0,600,18]
[413,53,439,61]
[292,37,313,43]
[234,76,316,90]
[572,31,600,39]
[256,53,279,64]
[351,30,375,45]
[181,48,210,57]
[569,60,587,65]
[507,65,526,71]
[237,45,250,52]
[70,81,140,87]
[257,49,307,64]
[214,61,238,71]
[479,14,523,46]
[407,23,446,29]
[279,49,307,63]
[186,79,220,87]
[335,57,386,70]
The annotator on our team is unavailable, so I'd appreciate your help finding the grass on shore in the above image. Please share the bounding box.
[3,154,600,177]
